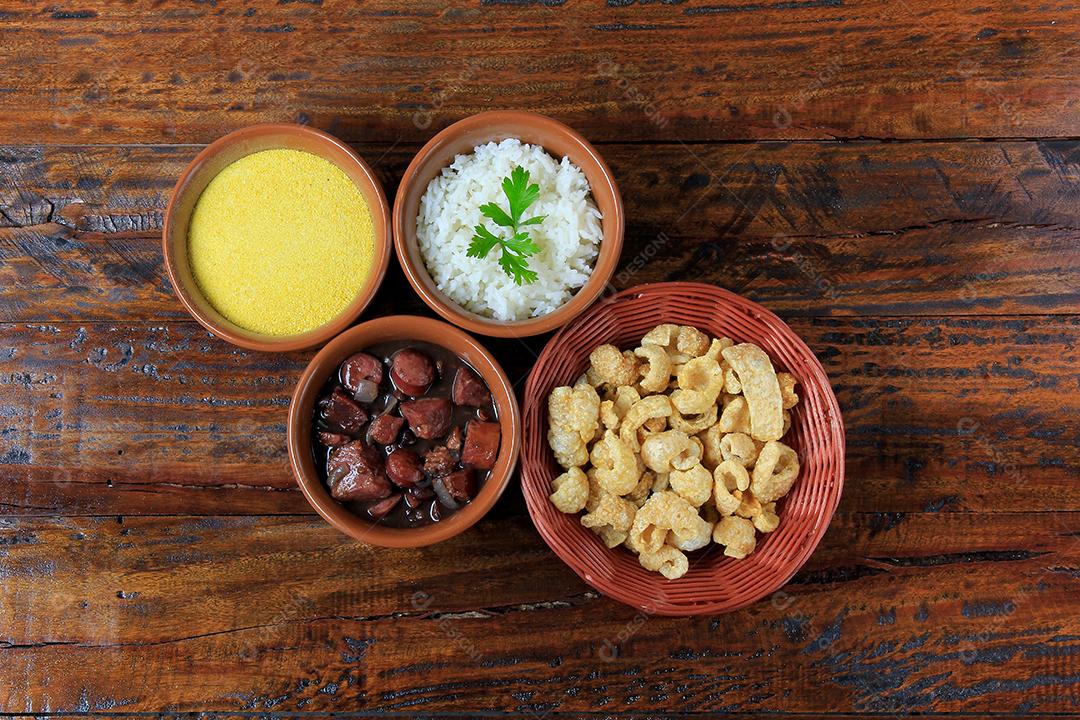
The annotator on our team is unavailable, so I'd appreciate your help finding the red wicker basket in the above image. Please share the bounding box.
[521,282,845,616]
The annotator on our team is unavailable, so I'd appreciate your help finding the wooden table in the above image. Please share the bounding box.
[1,2,1078,715]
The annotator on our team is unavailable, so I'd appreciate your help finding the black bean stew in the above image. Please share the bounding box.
[312,340,501,528]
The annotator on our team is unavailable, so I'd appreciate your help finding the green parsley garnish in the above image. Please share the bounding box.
[467,165,546,285]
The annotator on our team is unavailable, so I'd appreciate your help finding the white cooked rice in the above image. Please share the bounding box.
[416,138,602,321]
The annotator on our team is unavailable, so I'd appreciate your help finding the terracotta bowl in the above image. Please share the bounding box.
[162,124,392,352]
[288,315,522,547]
[521,283,845,616]
[393,111,624,338]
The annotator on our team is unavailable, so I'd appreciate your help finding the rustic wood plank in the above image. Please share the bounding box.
[0,2,1077,144]
[3,141,1080,321]
[1,511,1077,713]
[1,316,1076,517]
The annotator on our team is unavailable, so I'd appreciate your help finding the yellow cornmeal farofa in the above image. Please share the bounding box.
[187,149,374,336]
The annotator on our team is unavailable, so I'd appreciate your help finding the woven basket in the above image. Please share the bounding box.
[521,282,845,616]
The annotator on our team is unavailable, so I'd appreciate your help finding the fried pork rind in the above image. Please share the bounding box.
[619,394,673,452]
[713,460,748,516]
[638,544,689,580]
[713,516,757,559]
[547,383,601,469]
[753,502,780,533]
[734,489,762,519]
[777,372,799,410]
[590,430,642,495]
[669,512,713,552]
[547,326,800,576]
[599,400,620,430]
[589,344,640,388]
[641,415,667,435]
[718,396,752,434]
[751,440,800,503]
[719,432,759,468]
[724,367,742,395]
[700,422,724,470]
[634,345,673,394]
[600,386,643,431]
[597,525,629,548]
[721,344,784,442]
[704,337,734,363]
[629,491,699,555]
[581,492,637,533]
[669,463,713,507]
[641,430,695,474]
[672,356,725,415]
[642,323,708,356]
[670,405,717,435]
[585,468,603,512]
[626,471,654,507]
[628,515,667,555]
[549,467,589,513]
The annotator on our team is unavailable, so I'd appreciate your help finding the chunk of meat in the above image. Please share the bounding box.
[339,352,384,392]
[318,387,369,435]
[326,441,390,501]
[461,420,501,470]
[423,445,457,477]
[368,414,404,446]
[390,349,436,396]
[442,469,476,503]
[453,368,491,407]
[385,448,424,488]
[365,494,401,520]
[317,431,351,448]
[445,425,463,453]
[400,398,452,440]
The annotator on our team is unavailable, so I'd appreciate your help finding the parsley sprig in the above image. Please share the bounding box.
[467,165,546,285]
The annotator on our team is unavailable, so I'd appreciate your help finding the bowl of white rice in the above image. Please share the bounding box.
[393,111,623,337]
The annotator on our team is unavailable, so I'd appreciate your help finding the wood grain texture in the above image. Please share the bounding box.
[1,316,1076,517]
[1,511,1077,713]
[2,2,1079,714]
[3,141,1080,322]
[0,1,1078,144]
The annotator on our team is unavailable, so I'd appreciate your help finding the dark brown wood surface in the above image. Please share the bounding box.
[1,1,1079,716]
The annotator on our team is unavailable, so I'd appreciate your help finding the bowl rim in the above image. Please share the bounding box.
[520,282,846,616]
[392,110,624,338]
[288,314,522,547]
[162,123,392,352]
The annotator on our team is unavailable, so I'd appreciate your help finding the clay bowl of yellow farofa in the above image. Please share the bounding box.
[163,124,392,352]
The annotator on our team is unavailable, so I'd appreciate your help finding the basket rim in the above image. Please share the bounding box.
[521,281,845,616]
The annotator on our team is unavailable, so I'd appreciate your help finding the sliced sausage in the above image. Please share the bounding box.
[390,349,435,396]
[319,387,369,436]
[442,469,476,503]
[400,397,452,440]
[317,430,352,448]
[327,441,390,501]
[339,352,384,393]
[453,367,491,407]
[368,414,404,446]
[385,448,424,488]
[423,445,456,477]
[461,420,501,470]
[366,494,401,520]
